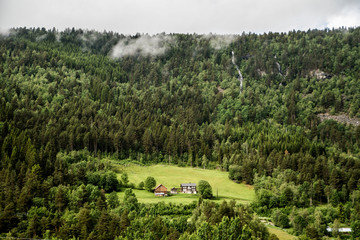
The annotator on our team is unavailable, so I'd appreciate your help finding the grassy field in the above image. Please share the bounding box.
[117,189,200,204]
[266,226,298,240]
[116,164,255,204]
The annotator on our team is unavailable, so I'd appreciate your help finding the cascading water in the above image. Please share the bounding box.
[274,55,283,76]
[275,62,283,75]
[232,50,243,93]
[274,55,285,86]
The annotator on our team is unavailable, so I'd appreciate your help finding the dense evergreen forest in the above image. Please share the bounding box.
[0,27,360,239]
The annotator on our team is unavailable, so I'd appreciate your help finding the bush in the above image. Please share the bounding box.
[198,180,212,199]
[121,173,129,187]
[229,165,242,182]
[145,177,156,192]
[272,209,290,228]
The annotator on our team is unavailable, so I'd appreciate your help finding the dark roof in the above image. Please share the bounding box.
[181,183,196,187]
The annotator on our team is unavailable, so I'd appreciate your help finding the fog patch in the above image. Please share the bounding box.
[0,27,11,37]
[36,34,47,42]
[80,31,102,45]
[203,34,237,50]
[327,5,360,29]
[110,34,174,58]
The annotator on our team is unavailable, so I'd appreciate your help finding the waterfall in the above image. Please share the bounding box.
[275,61,283,75]
[274,55,285,86]
[274,55,283,76]
[232,50,243,93]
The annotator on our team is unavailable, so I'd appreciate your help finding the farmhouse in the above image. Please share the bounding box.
[180,183,197,194]
[154,184,168,196]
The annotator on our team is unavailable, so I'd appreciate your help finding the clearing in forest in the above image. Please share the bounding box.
[117,164,255,204]
[266,226,298,240]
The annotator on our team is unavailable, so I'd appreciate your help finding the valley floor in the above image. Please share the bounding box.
[117,164,255,204]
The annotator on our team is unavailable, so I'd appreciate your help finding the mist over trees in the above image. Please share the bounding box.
[0,26,360,238]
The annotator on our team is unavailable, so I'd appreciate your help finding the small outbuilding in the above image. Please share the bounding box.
[154,184,168,197]
[180,183,197,194]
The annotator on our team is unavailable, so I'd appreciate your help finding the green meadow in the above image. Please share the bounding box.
[266,226,298,240]
[116,164,255,204]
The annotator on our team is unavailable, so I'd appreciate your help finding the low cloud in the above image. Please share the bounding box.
[80,31,102,45]
[78,31,102,52]
[36,34,47,42]
[327,4,360,28]
[110,34,174,58]
[0,27,11,36]
[204,34,237,50]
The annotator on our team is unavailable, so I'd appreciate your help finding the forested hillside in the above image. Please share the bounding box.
[0,27,360,239]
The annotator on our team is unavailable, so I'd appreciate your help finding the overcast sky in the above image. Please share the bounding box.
[0,0,359,35]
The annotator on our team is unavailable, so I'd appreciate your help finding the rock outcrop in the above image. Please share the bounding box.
[318,113,360,126]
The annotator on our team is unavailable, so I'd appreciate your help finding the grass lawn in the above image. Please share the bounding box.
[117,189,199,204]
[116,164,255,204]
[266,225,298,240]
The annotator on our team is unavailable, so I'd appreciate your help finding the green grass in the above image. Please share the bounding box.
[117,164,255,204]
[266,225,298,240]
[117,189,199,204]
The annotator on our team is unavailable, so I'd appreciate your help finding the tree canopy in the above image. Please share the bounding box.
[0,26,360,239]
[145,176,157,192]
[198,180,213,199]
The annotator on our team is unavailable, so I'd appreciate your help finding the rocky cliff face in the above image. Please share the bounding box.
[310,69,332,80]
